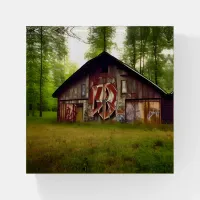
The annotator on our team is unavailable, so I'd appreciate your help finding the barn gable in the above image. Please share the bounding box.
[52,51,167,98]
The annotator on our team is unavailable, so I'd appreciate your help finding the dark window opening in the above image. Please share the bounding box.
[101,65,108,73]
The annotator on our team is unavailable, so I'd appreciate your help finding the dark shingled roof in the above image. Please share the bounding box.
[52,51,169,98]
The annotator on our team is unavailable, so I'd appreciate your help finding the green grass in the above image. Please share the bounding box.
[26,112,173,173]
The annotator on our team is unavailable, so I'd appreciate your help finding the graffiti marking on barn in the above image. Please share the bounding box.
[89,83,117,120]
[147,110,160,120]
[66,104,77,122]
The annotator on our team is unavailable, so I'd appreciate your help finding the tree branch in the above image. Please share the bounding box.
[66,26,90,44]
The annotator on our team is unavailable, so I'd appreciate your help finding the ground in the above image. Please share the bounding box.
[26,112,173,173]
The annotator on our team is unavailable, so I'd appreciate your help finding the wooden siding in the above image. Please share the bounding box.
[59,75,89,100]
[57,63,165,123]
[161,97,173,124]
[125,99,161,124]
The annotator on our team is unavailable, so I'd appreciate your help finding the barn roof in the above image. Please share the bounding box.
[52,51,168,98]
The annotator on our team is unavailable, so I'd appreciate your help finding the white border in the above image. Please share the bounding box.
[1,0,200,200]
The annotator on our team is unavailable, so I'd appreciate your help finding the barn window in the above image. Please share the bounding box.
[121,80,127,93]
[81,84,86,97]
[101,65,108,73]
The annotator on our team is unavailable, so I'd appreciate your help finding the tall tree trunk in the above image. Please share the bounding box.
[103,27,106,51]
[142,40,146,75]
[154,43,158,85]
[132,42,136,69]
[133,41,136,70]
[152,27,160,85]
[142,51,145,75]
[133,56,135,70]
[147,52,150,80]
[40,26,43,117]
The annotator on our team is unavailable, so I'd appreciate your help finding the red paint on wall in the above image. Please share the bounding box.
[90,83,117,120]
[66,104,77,122]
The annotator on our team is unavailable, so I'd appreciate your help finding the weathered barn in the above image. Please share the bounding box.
[52,52,173,124]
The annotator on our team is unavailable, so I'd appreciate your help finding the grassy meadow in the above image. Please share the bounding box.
[26,112,173,173]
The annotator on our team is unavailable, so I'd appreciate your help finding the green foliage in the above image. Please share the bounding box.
[26,26,78,115]
[65,61,78,79]
[133,138,173,173]
[51,62,66,88]
[84,26,116,60]
[122,26,173,92]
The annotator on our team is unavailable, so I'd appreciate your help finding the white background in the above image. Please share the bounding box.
[0,0,200,199]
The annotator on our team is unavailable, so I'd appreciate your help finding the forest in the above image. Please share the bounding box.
[26,26,173,117]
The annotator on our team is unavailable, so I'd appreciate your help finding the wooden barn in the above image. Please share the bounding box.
[52,52,173,124]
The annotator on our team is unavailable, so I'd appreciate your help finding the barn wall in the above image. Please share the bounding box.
[58,99,88,122]
[126,99,161,124]
[161,97,173,124]
[57,74,89,122]
[59,75,89,100]
[115,67,161,122]
[57,63,163,123]
[86,65,161,123]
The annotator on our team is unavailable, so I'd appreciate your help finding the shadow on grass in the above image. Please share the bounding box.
[27,137,173,174]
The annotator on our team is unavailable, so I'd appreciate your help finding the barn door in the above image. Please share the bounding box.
[59,102,77,122]
[125,99,161,124]
[76,104,83,122]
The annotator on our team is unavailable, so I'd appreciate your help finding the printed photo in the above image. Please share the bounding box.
[26,26,174,173]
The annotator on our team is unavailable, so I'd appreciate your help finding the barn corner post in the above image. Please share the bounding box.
[57,98,60,122]
[159,98,162,124]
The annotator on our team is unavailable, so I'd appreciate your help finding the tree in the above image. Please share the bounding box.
[122,27,150,73]
[51,59,78,88]
[151,26,161,85]
[26,26,41,116]
[122,27,139,70]
[149,26,173,85]
[141,27,150,74]
[65,61,78,79]
[122,26,173,91]
[84,26,116,60]
[26,26,69,116]
[40,26,43,117]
